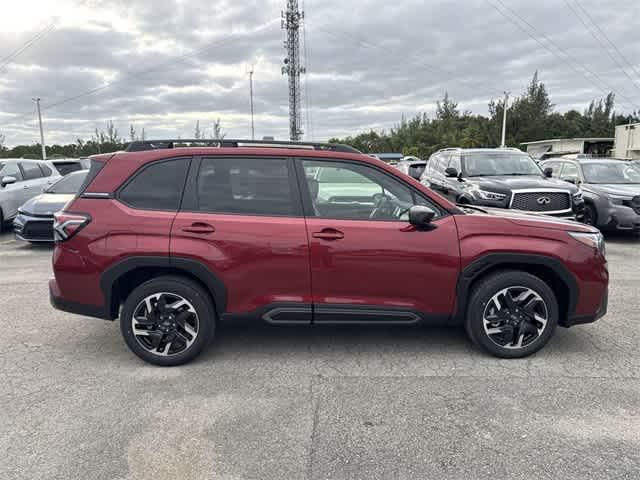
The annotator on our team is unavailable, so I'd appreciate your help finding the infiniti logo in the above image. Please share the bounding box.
[537,196,551,205]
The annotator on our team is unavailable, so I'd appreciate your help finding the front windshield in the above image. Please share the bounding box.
[46,170,88,194]
[582,162,640,184]
[463,153,542,177]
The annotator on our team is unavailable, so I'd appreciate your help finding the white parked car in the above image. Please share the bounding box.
[0,159,62,230]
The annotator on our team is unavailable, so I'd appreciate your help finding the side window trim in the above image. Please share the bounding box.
[294,157,446,220]
[115,156,192,212]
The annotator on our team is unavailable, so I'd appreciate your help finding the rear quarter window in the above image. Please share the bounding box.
[118,158,190,211]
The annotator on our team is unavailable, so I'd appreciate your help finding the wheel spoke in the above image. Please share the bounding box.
[486,326,505,335]
[167,299,188,311]
[533,314,547,332]
[514,333,525,348]
[133,327,152,336]
[502,292,516,310]
[492,296,502,311]
[144,297,154,314]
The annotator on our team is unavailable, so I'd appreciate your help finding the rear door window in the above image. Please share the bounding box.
[20,162,44,180]
[39,164,53,177]
[196,157,297,216]
[118,158,190,211]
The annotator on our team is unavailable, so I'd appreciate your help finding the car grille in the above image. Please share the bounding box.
[21,221,54,240]
[511,191,571,212]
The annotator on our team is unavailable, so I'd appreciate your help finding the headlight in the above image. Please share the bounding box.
[572,189,583,201]
[609,194,632,206]
[568,231,605,257]
[468,186,507,201]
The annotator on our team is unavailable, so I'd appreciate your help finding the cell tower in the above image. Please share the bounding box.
[281,0,305,141]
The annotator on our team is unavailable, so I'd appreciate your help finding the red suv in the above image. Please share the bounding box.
[50,140,608,365]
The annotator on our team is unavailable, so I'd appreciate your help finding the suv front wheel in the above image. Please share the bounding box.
[120,276,216,366]
[465,271,558,358]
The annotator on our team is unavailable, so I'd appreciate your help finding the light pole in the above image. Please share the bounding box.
[248,66,255,140]
[32,97,46,160]
[500,91,509,148]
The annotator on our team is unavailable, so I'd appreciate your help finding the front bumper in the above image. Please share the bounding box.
[563,285,608,327]
[599,204,640,233]
[49,278,112,320]
[13,212,54,242]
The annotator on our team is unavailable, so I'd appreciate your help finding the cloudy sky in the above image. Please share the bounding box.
[0,0,639,147]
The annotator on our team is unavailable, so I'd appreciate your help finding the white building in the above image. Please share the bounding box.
[521,138,614,160]
[613,123,640,160]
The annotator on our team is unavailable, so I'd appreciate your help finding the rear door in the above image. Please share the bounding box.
[18,161,46,203]
[38,162,60,188]
[171,156,312,322]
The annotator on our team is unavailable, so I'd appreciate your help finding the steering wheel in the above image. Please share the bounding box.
[369,193,396,219]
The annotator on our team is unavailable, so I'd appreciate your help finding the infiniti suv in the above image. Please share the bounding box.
[49,139,608,365]
[421,148,585,220]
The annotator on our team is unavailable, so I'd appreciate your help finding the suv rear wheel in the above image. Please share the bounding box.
[120,276,216,366]
[465,271,558,358]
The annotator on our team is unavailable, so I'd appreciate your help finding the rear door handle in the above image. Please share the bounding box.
[312,228,344,240]
[182,222,215,234]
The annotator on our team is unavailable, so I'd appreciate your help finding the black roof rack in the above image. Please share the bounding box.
[125,138,361,154]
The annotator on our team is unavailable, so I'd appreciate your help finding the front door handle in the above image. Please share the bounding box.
[182,222,215,234]
[312,228,344,240]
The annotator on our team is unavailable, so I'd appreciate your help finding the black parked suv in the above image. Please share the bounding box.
[421,148,585,220]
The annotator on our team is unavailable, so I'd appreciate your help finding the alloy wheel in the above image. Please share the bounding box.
[131,292,199,357]
[482,286,549,350]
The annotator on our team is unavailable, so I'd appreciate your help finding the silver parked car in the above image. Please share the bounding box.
[395,158,427,180]
[14,169,88,242]
[0,159,62,230]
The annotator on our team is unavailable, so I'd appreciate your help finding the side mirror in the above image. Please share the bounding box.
[445,167,458,178]
[409,205,436,227]
[543,167,553,178]
[1,176,17,187]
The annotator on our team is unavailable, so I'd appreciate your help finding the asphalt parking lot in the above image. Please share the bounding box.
[1,229,639,480]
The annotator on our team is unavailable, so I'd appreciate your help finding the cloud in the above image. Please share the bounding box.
[1,0,639,146]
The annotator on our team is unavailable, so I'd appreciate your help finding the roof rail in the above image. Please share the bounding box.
[124,138,361,154]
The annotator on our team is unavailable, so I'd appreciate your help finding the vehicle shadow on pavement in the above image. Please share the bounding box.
[602,231,639,244]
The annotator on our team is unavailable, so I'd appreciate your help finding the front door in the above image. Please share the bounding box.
[171,156,312,323]
[298,158,460,324]
[0,162,25,219]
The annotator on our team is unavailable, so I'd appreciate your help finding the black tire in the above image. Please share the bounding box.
[584,203,597,227]
[465,270,558,359]
[0,208,4,233]
[120,275,216,366]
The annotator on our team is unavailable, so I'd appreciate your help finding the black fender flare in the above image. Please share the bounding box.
[453,253,578,322]
[100,256,227,319]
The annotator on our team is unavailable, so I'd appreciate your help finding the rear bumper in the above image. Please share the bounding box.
[49,278,112,320]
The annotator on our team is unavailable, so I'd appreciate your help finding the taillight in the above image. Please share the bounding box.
[53,212,91,242]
